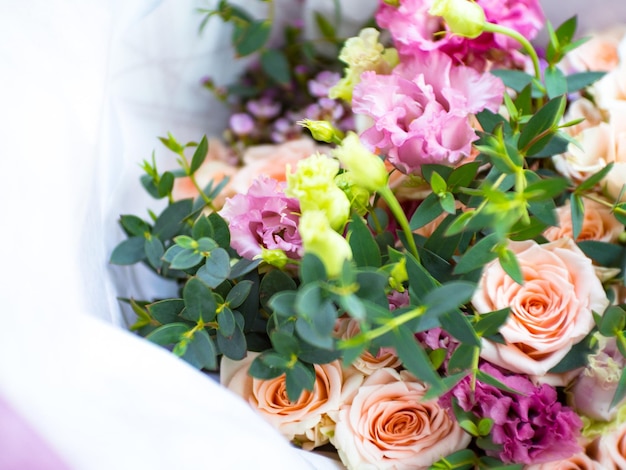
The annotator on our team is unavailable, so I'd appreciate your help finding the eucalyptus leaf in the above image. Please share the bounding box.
[110,237,146,265]
[183,277,217,322]
[120,215,151,237]
[144,236,164,270]
[285,361,315,402]
[260,49,291,85]
[217,324,247,360]
[218,307,237,337]
[348,214,381,268]
[148,299,185,324]
[153,199,193,240]
[190,135,208,174]
[146,323,189,346]
[225,280,253,309]
[181,329,217,370]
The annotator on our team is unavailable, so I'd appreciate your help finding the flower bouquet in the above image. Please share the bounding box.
[111,0,626,468]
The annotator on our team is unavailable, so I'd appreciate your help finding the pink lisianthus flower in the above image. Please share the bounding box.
[352,50,503,173]
[219,176,303,261]
[441,363,583,465]
[376,0,544,70]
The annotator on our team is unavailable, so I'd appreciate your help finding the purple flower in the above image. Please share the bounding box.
[352,50,503,173]
[218,176,302,260]
[308,71,341,98]
[441,363,582,465]
[246,97,281,119]
[376,0,544,71]
[229,112,255,135]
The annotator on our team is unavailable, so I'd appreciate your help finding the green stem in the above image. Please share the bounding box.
[483,22,544,90]
[378,186,420,262]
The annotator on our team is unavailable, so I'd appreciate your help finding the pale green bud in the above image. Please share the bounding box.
[256,248,289,269]
[299,210,352,277]
[333,132,388,192]
[429,0,486,39]
[334,173,371,216]
[298,119,343,144]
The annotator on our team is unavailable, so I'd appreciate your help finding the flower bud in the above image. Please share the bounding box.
[299,210,352,277]
[256,248,289,269]
[429,0,486,39]
[333,132,388,192]
[298,119,342,144]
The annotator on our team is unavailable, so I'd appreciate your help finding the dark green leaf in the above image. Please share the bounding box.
[190,135,208,174]
[267,291,298,318]
[447,344,476,374]
[192,215,213,240]
[260,49,291,85]
[575,162,614,192]
[182,329,217,370]
[489,69,533,92]
[393,326,443,391]
[549,332,596,373]
[299,253,327,284]
[285,361,316,402]
[611,368,626,408]
[153,199,193,240]
[453,233,500,275]
[518,95,566,153]
[148,299,185,324]
[271,331,300,356]
[158,171,175,198]
[229,258,261,279]
[233,20,270,56]
[217,323,247,360]
[208,212,231,248]
[120,215,151,237]
[260,270,297,310]
[144,236,164,270]
[566,71,605,93]
[225,280,253,309]
[474,308,511,337]
[570,193,585,240]
[146,323,189,346]
[423,281,476,319]
[498,248,523,286]
[439,310,481,346]
[183,277,217,322]
[348,214,382,267]
[170,249,203,270]
[476,370,526,395]
[249,353,286,380]
[110,236,146,265]
[314,11,336,41]
[598,306,626,337]
[218,307,236,336]
[544,66,567,99]
[410,192,443,230]
[196,248,231,288]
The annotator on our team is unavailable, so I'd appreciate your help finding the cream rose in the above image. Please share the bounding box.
[524,451,606,470]
[221,353,344,450]
[592,421,626,469]
[335,317,402,376]
[331,368,470,470]
[563,26,626,73]
[472,239,610,379]
[543,198,624,243]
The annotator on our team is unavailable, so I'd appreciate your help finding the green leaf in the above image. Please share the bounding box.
[578,240,626,267]
[260,49,291,85]
[598,306,626,337]
[490,69,533,92]
[549,332,596,373]
[566,71,605,93]
[570,193,585,240]
[423,281,476,320]
[393,326,443,391]
[148,299,185,324]
[146,323,189,346]
[314,11,336,41]
[405,252,437,304]
[476,370,526,395]
[544,66,567,99]
[576,162,615,193]
[448,162,481,191]
[208,212,231,248]
[440,310,481,346]
[181,329,217,370]
[158,171,175,198]
[110,237,146,265]
[170,249,203,270]
[271,331,300,356]
[613,202,626,225]
[498,248,523,286]
[218,307,236,336]
[611,368,626,409]
[260,270,297,310]
[518,95,566,154]
[153,199,193,240]
[348,214,381,268]
[183,277,217,322]
[474,308,511,337]
[285,361,315,402]
[144,236,164,270]
[225,280,253,309]
[447,344,477,373]
[174,235,197,250]
[299,253,327,284]
[192,215,213,240]
[190,135,208,174]
[453,233,500,275]
[120,215,151,237]
[267,291,298,318]
[439,192,456,214]
[217,323,247,360]
[229,258,261,279]
[233,19,271,56]
[196,247,231,288]
[523,176,569,201]
[410,192,443,229]
[249,353,286,380]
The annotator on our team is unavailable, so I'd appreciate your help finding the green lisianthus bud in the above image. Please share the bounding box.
[298,119,343,144]
[429,0,486,39]
[299,210,352,278]
[333,132,388,193]
[256,248,289,269]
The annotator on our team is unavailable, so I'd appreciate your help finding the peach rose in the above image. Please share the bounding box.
[591,421,626,469]
[472,238,610,379]
[543,198,624,243]
[524,451,606,470]
[171,138,238,209]
[228,137,327,195]
[221,353,344,450]
[331,368,470,470]
[334,317,402,376]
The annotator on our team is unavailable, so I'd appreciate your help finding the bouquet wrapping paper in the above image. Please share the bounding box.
[2,0,626,468]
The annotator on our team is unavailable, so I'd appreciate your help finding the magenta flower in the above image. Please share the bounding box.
[376,0,544,70]
[352,50,503,173]
[219,176,303,260]
[441,363,582,465]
